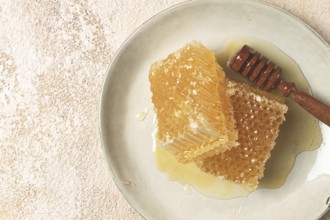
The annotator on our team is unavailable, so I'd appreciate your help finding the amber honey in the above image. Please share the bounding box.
[150,42,237,163]
[154,37,323,198]
[198,80,287,191]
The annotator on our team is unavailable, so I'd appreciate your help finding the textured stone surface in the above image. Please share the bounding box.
[0,0,329,219]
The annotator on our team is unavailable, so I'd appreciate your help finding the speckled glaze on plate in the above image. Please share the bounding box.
[100,0,330,219]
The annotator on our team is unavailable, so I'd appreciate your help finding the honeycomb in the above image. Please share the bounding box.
[198,80,288,191]
[149,42,238,163]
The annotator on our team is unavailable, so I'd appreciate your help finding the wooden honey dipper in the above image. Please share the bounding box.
[229,45,330,126]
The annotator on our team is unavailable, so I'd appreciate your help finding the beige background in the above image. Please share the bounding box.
[1,0,329,219]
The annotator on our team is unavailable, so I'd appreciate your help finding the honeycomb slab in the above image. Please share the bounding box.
[198,81,288,191]
[149,42,238,163]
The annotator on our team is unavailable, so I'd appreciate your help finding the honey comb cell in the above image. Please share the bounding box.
[149,42,238,163]
[198,81,288,191]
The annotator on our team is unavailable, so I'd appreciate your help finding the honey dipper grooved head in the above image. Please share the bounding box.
[229,45,282,91]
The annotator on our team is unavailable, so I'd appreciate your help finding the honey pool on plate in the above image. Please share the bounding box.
[154,37,323,199]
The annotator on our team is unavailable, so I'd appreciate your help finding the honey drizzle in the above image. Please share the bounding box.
[154,36,323,199]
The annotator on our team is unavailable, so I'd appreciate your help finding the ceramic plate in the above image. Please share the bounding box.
[100,0,330,219]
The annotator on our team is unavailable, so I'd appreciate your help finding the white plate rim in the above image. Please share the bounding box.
[99,0,330,219]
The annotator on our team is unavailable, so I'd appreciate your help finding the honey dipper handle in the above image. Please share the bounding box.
[278,80,330,126]
[289,90,330,126]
